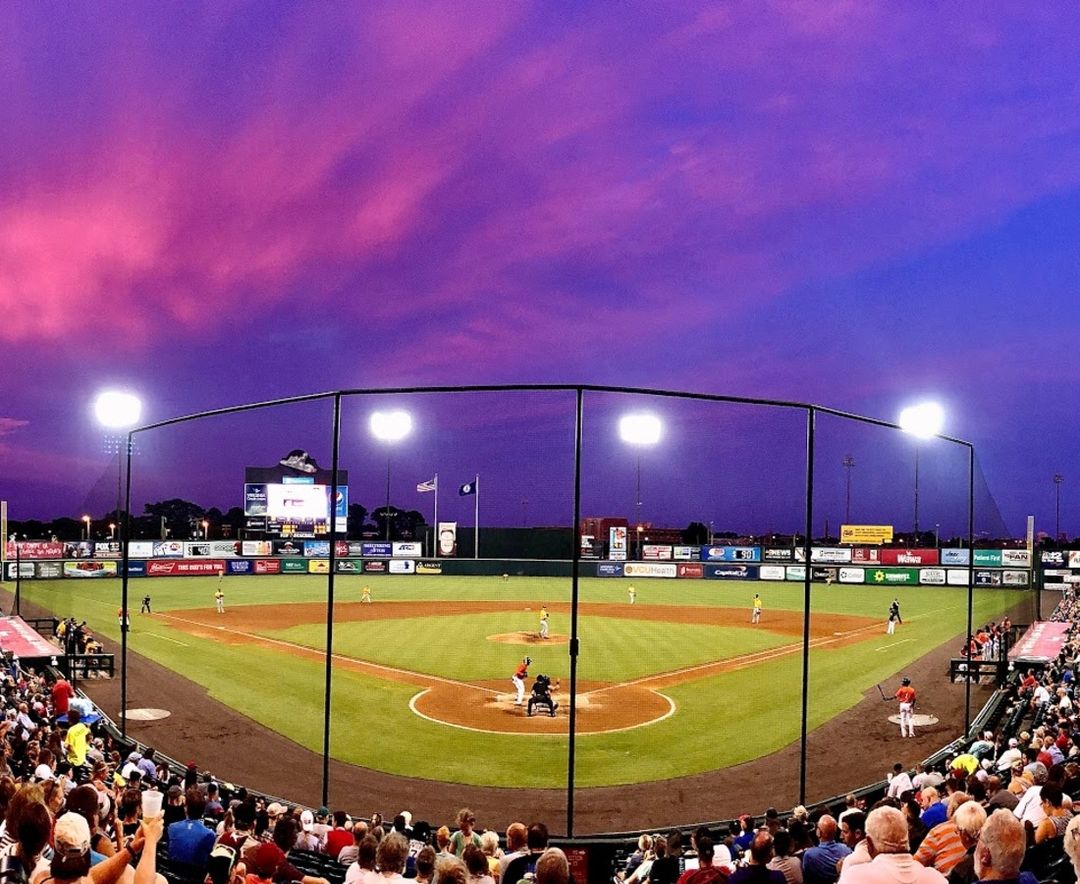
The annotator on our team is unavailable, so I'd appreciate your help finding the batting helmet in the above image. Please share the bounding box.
[524,656,532,665]
[901,677,911,686]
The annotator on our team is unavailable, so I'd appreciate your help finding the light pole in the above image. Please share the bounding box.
[94,391,142,528]
[842,455,855,524]
[201,520,209,540]
[109,522,116,540]
[935,523,940,548]
[1054,474,1064,540]
[899,402,944,540]
[619,413,662,559]
[82,515,91,540]
[370,410,412,542]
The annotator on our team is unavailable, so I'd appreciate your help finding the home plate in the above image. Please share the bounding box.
[888,713,938,726]
[125,708,171,721]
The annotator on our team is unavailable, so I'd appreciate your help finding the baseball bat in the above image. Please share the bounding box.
[877,683,888,702]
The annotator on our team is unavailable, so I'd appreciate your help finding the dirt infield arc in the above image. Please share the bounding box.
[160,600,879,735]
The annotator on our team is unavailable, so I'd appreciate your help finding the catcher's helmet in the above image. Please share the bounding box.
[524,656,532,665]
[901,677,911,686]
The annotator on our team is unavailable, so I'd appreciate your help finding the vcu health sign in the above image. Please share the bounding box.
[840,525,894,545]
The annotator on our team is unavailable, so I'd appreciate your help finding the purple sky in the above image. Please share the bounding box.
[2,4,1079,536]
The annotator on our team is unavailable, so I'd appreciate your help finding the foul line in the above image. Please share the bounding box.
[874,639,914,652]
[143,632,189,646]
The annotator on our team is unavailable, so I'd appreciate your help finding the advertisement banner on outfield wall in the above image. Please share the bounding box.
[879,549,939,566]
[152,541,184,558]
[335,560,360,573]
[764,548,794,561]
[125,561,146,577]
[93,542,121,558]
[919,568,947,585]
[1003,570,1030,586]
[227,560,252,574]
[701,546,760,562]
[941,549,971,566]
[36,562,63,579]
[416,561,443,574]
[706,564,756,580]
[866,568,918,586]
[281,559,307,572]
[609,526,627,561]
[975,570,1002,586]
[254,560,281,574]
[643,545,673,560]
[334,541,350,557]
[304,541,330,558]
[850,548,880,563]
[308,559,330,573]
[1068,552,1080,569]
[438,523,458,557]
[63,542,93,558]
[759,565,786,581]
[1044,570,1072,578]
[128,541,154,558]
[1042,551,1066,566]
[947,569,969,585]
[677,563,704,578]
[362,542,392,557]
[363,561,386,573]
[812,547,851,563]
[145,560,226,576]
[15,542,64,559]
[274,540,304,557]
[63,561,117,578]
[673,546,698,560]
[840,524,894,544]
[597,563,624,577]
[839,567,864,584]
[974,550,1003,567]
[186,543,211,558]
[393,542,423,557]
[812,567,837,581]
[207,541,241,557]
[1001,550,1032,567]
[239,541,271,557]
[389,560,416,574]
[786,566,806,581]
[624,562,678,578]
[4,563,35,580]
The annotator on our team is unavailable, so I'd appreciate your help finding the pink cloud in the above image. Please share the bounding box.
[0,418,28,436]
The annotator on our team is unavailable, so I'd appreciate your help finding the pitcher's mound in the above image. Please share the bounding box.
[488,632,569,645]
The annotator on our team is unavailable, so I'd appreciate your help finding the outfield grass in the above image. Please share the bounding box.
[2,575,1029,787]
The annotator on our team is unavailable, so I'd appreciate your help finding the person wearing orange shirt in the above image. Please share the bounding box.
[895,677,917,738]
[512,657,531,706]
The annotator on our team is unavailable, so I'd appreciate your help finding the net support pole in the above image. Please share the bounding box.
[799,406,815,806]
[120,431,134,737]
[322,393,342,807]
[566,389,583,837]
[965,443,975,733]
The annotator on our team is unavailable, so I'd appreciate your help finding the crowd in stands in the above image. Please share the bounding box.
[6,594,1080,884]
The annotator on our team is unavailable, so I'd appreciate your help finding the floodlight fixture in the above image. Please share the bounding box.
[618,413,662,446]
[898,402,944,439]
[93,391,142,429]
[369,410,413,442]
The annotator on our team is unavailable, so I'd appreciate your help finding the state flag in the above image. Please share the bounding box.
[459,481,476,496]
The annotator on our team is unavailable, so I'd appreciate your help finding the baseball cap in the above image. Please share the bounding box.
[54,812,91,857]
[267,802,286,817]
[301,810,314,832]
[317,807,330,819]
[250,843,285,879]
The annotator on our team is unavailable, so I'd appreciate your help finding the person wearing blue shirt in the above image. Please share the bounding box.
[167,787,215,870]
[919,788,948,830]
[802,816,850,884]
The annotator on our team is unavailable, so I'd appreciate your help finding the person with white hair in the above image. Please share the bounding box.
[972,810,1025,883]
[837,807,945,884]
[1062,815,1080,880]
[914,795,980,875]
[535,848,569,884]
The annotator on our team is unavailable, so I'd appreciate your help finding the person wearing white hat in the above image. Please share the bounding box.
[296,811,321,852]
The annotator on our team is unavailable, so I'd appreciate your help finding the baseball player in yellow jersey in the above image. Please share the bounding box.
[538,605,549,639]
[361,584,372,603]
[751,593,762,624]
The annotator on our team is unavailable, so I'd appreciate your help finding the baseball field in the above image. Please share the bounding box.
[7,575,1028,791]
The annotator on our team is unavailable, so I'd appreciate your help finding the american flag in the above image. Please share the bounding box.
[416,477,437,493]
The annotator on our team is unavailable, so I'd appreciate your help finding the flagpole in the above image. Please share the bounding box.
[433,473,439,558]
[474,475,480,559]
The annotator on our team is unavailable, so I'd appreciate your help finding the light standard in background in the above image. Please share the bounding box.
[370,410,413,541]
[1054,473,1064,540]
[201,519,209,540]
[842,454,855,524]
[82,515,91,540]
[109,522,116,540]
[94,390,142,528]
[619,413,662,559]
[898,402,945,539]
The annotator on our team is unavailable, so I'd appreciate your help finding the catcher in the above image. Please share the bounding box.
[527,673,559,717]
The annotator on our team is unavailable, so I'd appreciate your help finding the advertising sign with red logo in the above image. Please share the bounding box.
[878,548,939,566]
[146,559,227,576]
[850,548,880,563]
[676,563,704,578]
[335,541,351,557]
[643,545,673,560]
[15,542,64,559]
[254,559,282,574]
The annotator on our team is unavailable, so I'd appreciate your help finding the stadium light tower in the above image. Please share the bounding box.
[370,410,413,541]
[898,402,944,538]
[1054,474,1064,540]
[82,515,91,540]
[94,390,142,536]
[619,413,662,559]
[842,455,855,524]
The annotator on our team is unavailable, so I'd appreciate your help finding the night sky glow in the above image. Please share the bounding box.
[2,4,1079,535]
